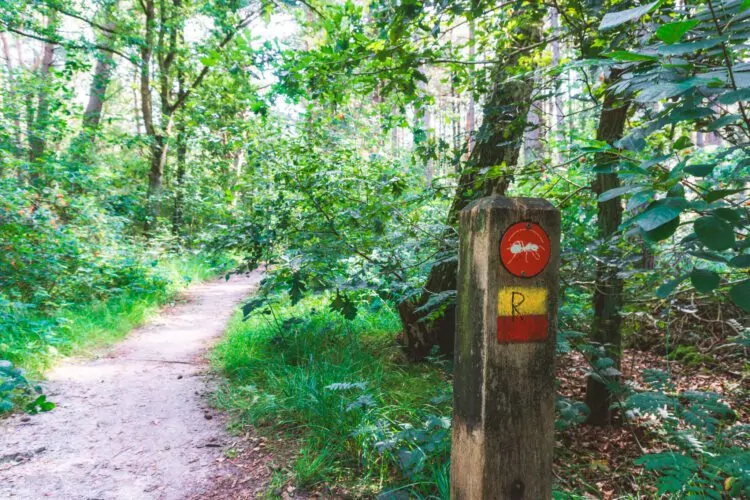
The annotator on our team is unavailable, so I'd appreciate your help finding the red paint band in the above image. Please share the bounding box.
[497,315,549,343]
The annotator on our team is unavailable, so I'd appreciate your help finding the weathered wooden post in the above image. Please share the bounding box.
[451,196,560,499]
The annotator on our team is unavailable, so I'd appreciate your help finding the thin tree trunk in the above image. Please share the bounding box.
[1,33,23,159]
[172,117,187,236]
[70,5,118,171]
[464,17,475,158]
[398,21,543,361]
[524,98,544,161]
[28,15,57,167]
[82,49,115,131]
[585,70,630,426]
[172,62,189,236]
[551,6,564,164]
[133,66,142,135]
[141,0,163,235]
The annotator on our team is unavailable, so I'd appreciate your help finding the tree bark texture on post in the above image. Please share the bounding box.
[451,196,559,499]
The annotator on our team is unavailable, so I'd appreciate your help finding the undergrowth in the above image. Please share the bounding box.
[0,251,235,414]
[212,295,453,498]
[213,291,749,498]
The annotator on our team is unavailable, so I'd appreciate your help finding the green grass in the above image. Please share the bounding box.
[211,296,453,498]
[3,252,236,376]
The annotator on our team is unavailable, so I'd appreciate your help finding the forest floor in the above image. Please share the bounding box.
[0,270,266,500]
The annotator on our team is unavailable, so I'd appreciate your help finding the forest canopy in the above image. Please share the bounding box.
[1,0,749,497]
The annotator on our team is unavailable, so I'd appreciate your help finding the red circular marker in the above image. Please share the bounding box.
[500,222,551,278]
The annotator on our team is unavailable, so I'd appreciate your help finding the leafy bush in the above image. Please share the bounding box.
[0,247,234,375]
[0,359,54,415]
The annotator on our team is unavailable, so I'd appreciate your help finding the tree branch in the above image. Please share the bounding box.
[706,0,750,136]
[169,12,257,113]
[50,6,121,35]
[0,23,131,61]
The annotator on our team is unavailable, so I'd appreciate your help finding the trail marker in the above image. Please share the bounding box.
[500,221,551,278]
[451,197,560,499]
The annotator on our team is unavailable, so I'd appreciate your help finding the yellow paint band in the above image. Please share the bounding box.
[498,287,547,317]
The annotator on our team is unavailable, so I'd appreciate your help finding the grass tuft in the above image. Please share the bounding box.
[211,296,453,497]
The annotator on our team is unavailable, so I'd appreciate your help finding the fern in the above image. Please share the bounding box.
[556,395,588,430]
[629,386,746,497]
[624,391,678,415]
[642,368,676,392]
[636,452,699,496]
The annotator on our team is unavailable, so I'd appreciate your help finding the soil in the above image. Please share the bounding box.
[0,270,267,500]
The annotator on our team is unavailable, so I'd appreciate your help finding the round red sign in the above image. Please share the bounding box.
[500,222,551,278]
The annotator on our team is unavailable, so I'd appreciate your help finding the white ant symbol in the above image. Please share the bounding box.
[505,227,545,264]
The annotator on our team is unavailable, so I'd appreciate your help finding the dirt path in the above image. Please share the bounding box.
[0,271,263,500]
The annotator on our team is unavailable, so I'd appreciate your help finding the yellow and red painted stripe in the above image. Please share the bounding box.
[497,287,548,343]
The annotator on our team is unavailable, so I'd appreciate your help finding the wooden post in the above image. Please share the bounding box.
[451,196,560,499]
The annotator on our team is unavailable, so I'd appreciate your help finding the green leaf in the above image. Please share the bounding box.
[289,273,307,305]
[667,184,685,198]
[714,207,741,223]
[729,255,750,268]
[331,291,358,320]
[656,274,688,298]
[635,81,693,103]
[199,50,221,67]
[627,189,654,211]
[684,164,714,177]
[643,216,679,242]
[694,216,735,251]
[657,36,727,56]
[599,1,662,31]
[656,20,700,44]
[689,250,728,263]
[690,269,720,293]
[634,200,684,232]
[703,188,745,203]
[598,185,643,202]
[241,297,268,320]
[717,89,750,105]
[607,50,658,62]
[706,114,741,131]
[673,136,693,150]
[729,280,750,311]
[25,395,55,414]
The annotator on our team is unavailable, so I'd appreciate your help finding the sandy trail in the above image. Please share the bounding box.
[0,271,262,500]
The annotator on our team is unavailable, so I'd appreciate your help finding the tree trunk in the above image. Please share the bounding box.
[145,133,168,232]
[28,15,57,168]
[70,5,118,174]
[171,121,187,236]
[464,17,475,159]
[398,21,542,361]
[140,0,159,235]
[0,33,23,159]
[82,47,115,132]
[550,6,564,165]
[585,71,630,426]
